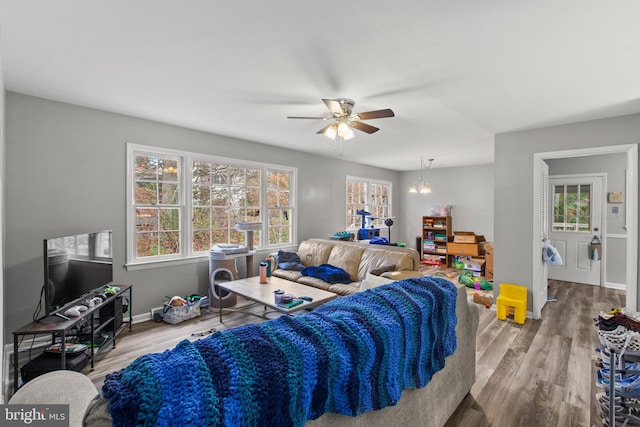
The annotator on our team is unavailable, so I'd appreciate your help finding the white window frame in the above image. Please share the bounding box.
[126,144,297,269]
[345,175,393,231]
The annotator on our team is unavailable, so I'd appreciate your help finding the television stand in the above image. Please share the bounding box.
[12,284,132,392]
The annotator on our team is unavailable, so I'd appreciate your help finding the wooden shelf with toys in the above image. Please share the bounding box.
[421,215,452,268]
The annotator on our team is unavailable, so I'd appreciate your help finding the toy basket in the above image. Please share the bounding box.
[162,299,202,324]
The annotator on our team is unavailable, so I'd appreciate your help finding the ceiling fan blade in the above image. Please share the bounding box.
[322,99,344,116]
[286,116,327,120]
[316,124,331,134]
[355,109,395,120]
[351,121,379,134]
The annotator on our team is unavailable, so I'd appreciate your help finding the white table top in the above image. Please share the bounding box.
[217,275,337,313]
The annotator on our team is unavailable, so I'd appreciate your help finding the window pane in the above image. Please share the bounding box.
[135,182,158,205]
[212,229,228,244]
[230,186,246,206]
[160,208,180,231]
[136,208,158,232]
[135,156,157,180]
[159,183,179,205]
[158,159,179,182]
[278,191,290,206]
[192,207,211,229]
[75,234,89,256]
[95,231,112,258]
[247,168,261,187]
[211,186,229,206]
[192,230,211,252]
[136,232,158,257]
[192,184,210,206]
[553,185,565,230]
[212,165,228,185]
[579,184,591,231]
[230,166,245,185]
[159,231,180,255]
[552,183,591,233]
[192,162,211,184]
[246,187,260,206]
[212,208,229,228]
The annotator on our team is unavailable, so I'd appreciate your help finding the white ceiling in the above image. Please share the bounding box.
[1,1,639,171]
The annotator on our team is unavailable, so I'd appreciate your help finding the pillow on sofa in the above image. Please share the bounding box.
[276,250,305,271]
[370,264,396,276]
[359,272,394,292]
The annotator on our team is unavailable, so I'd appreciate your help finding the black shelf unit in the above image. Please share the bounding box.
[12,284,132,392]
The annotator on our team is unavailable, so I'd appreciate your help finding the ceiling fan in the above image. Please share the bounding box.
[287,98,395,140]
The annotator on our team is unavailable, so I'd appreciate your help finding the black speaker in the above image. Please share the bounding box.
[209,269,238,308]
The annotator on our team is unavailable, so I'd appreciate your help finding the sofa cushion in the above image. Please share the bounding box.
[327,282,360,296]
[297,276,332,291]
[357,249,414,281]
[272,269,303,282]
[327,245,365,281]
[370,264,396,276]
[359,272,394,292]
[297,239,335,266]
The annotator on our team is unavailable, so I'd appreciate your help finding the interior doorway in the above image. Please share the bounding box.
[532,144,638,319]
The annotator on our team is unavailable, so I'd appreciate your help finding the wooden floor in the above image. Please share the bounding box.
[84,280,624,427]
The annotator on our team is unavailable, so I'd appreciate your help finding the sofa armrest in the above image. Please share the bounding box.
[381,271,423,281]
[9,370,99,427]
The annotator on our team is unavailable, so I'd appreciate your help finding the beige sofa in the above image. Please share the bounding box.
[10,240,479,427]
[272,238,424,295]
[10,280,478,427]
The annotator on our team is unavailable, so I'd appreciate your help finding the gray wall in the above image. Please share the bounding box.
[547,153,628,285]
[4,92,401,339]
[398,164,495,250]
[0,43,6,403]
[495,114,640,310]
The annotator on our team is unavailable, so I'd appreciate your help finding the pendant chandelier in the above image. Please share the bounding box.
[408,158,434,194]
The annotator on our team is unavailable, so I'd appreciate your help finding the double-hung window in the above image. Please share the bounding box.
[345,176,392,230]
[127,144,296,267]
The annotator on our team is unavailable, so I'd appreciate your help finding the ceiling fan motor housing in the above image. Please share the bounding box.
[334,98,355,117]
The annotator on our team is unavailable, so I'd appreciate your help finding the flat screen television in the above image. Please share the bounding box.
[43,229,113,317]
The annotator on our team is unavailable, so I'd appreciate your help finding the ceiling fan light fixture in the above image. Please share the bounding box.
[337,120,350,138]
[323,124,337,140]
[343,127,355,140]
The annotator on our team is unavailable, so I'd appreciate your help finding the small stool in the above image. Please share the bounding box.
[496,283,527,324]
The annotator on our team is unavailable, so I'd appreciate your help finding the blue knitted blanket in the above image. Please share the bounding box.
[301,264,352,284]
[102,276,458,427]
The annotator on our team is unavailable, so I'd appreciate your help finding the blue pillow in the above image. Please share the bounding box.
[277,250,305,271]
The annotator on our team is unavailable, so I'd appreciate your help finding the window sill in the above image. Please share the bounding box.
[124,245,299,271]
[125,256,207,271]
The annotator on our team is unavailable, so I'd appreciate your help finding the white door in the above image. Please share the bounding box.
[548,176,602,285]
[539,161,549,312]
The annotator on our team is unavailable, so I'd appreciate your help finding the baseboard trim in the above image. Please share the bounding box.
[605,282,627,291]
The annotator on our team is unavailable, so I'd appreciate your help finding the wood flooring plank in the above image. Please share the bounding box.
[524,379,562,427]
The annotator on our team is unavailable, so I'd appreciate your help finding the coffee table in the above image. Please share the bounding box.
[216,275,337,321]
